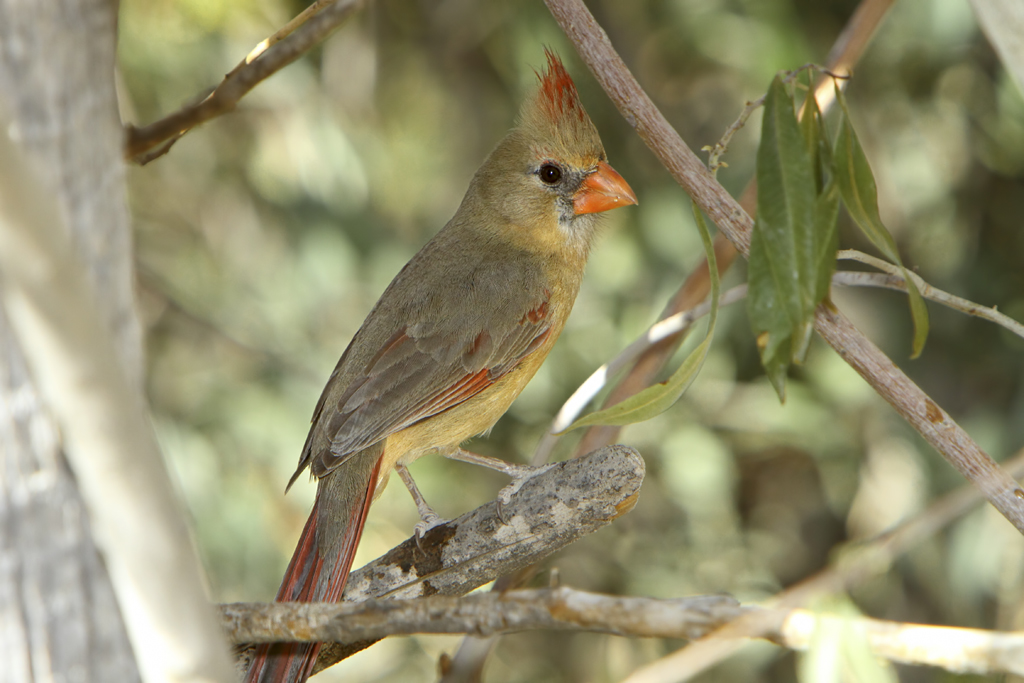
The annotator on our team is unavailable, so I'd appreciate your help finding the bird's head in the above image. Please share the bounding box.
[469,50,637,258]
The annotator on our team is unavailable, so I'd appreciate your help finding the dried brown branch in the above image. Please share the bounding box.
[124,0,363,163]
[543,0,1024,535]
[227,444,644,675]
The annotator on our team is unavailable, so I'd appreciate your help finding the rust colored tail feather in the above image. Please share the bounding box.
[245,447,383,683]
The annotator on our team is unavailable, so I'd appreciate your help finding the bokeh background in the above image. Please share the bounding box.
[117,0,1024,681]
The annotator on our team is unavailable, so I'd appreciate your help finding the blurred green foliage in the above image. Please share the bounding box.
[118,0,1024,681]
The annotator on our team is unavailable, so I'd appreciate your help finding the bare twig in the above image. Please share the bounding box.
[543,0,1024,535]
[703,64,848,174]
[836,250,1024,339]
[234,444,645,675]
[124,0,363,163]
[222,586,1024,676]
[780,609,1024,675]
[223,589,741,644]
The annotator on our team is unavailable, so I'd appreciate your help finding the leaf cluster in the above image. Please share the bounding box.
[748,76,928,401]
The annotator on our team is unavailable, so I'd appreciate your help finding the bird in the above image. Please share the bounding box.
[244,50,637,683]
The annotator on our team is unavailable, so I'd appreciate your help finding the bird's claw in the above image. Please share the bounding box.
[414,513,447,538]
[413,513,449,553]
[494,463,556,524]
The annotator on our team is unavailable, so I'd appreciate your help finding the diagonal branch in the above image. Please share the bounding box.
[543,0,1024,535]
[124,0,364,163]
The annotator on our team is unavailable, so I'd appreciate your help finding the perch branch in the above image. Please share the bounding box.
[124,0,363,163]
[229,444,645,674]
[223,589,741,644]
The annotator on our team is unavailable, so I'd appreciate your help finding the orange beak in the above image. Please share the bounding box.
[573,160,638,215]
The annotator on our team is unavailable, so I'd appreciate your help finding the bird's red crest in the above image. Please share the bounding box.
[536,50,585,123]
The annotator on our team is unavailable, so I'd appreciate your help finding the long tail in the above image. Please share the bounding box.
[245,446,384,683]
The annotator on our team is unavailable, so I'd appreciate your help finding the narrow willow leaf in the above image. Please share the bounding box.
[833,86,929,357]
[803,82,840,330]
[747,76,820,400]
[801,77,824,193]
[748,239,792,400]
[814,180,840,303]
[563,203,719,430]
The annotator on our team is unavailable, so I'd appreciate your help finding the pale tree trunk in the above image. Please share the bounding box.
[0,0,142,680]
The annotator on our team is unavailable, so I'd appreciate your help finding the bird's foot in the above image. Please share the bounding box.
[441,449,556,523]
[396,464,449,551]
[494,463,556,523]
[412,510,449,539]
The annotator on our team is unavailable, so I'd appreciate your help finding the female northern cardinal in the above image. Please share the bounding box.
[245,51,636,683]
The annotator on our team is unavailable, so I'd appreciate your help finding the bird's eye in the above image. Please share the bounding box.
[538,164,562,185]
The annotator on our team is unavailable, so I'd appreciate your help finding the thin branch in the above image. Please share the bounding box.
[544,262,1024,471]
[233,444,645,674]
[814,0,896,110]
[220,586,1024,676]
[124,0,364,163]
[703,64,848,175]
[543,0,1024,535]
[779,610,1024,676]
[836,250,1024,339]
[223,589,742,644]
[547,262,1024,448]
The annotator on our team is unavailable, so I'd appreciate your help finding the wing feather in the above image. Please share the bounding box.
[305,287,552,479]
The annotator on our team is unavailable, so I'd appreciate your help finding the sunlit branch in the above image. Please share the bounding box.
[124,0,363,163]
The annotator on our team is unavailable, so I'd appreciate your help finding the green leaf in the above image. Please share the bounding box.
[800,77,824,193]
[747,76,829,400]
[803,81,840,321]
[833,86,929,357]
[814,180,840,304]
[563,202,719,430]
[748,241,793,400]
